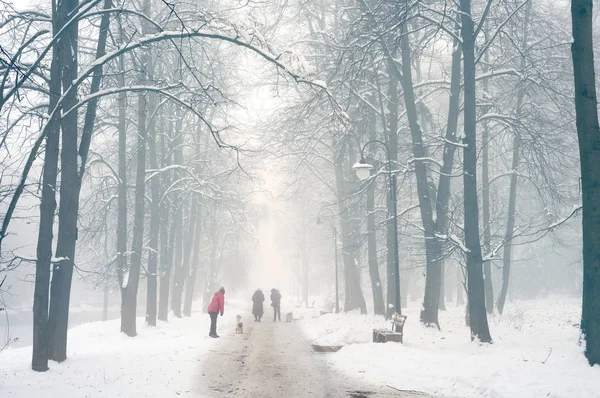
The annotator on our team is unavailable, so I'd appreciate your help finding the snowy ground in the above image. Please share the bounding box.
[299,296,600,398]
[0,299,243,397]
[3,295,595,397]
[0,297,426,397]
[195,305,425,397]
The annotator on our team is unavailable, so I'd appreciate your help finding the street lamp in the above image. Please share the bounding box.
[316,207,339,314]
[353,140,402,319]
[353,160,373,181]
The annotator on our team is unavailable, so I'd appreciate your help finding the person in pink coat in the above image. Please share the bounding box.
[207,287,225,338]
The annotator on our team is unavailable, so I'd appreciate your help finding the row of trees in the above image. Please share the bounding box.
[263,0,580,344]
[1,0,599,372]
[0,0,327,372]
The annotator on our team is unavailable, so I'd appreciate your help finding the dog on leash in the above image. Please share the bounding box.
[285,312,293,323]
[236,315,243,334]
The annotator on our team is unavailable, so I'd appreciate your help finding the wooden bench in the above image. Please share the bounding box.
[372,314,407,343]
[319,301,335,316]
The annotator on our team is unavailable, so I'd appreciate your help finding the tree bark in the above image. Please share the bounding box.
[460,0,492,342]
[497,0,532,314]
[173,196,197,317]
[31,0,63,371]
[158,114,174,322]
[46,0,79,362]
[366,100,385,316]
[433,27,462,316]
[480,20,496,315]
[121,2,150,333]
[169,99,185,315]
[481,120,494,314]
[184,200,201,317]
[334,141,366,313]
[366,176,385,315]
[184,120,204,316]
[146,98,160,326]
[396,36,439,328]
[120,91,147,336]
[384,61,399,318]
[571,0,600,366]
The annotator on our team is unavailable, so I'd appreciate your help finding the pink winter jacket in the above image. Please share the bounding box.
[207,291,224,315]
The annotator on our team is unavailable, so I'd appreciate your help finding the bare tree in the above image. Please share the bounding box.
[571,0,600,366]
[460,0,492,343]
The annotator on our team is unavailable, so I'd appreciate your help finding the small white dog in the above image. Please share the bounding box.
[285,312,293,323]
[236,315,243,334]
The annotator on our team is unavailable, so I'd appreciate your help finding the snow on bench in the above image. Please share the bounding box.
[372,313,407,343]
[319,301,335,316]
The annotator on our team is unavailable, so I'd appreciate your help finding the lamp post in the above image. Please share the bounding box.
[317,208,339,314]
[353,140,401,317]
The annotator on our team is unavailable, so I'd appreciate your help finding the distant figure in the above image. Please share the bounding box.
[270,288,282,321]
[207,287,225,338]
[252,289,265,322]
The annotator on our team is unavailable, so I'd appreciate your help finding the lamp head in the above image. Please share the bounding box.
[353,158,373,181]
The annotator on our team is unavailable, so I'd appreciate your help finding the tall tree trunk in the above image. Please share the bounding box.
[173,196,197,317]
[146,100,160,326]
[384,61,399,318]
[169,99,185,315]
[572,0,600,366]
[481,120,494,313]
[47,0,112,360]
[158,115,173,322]
[439,263,446,310]
[121,0,150,333]
[158,208,173,321]
[183,121,204,316]
[396,37,439,328]
[120,91,147,336]
[170,200,184,312]
[31,0,63,371]
[367,175,385,315]
[184,201,201,317]
[460,0,492,342]
[480,21,495,315]
[497,0,532,314]
[366,97,385,316]
[334,142,367,313]
[434,27,462,317]
[46,0,79,362]
[116,55,128,320]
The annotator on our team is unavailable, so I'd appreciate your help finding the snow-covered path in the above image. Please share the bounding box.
[194,317,429,397]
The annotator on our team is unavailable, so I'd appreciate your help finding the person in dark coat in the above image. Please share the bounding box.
[252,289,265,322]
[270,288,282,321]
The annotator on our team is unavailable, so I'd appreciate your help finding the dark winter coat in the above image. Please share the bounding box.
[252,290,265,316]
[270,289,282,307]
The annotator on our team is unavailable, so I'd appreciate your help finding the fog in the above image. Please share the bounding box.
[0,0,597,395]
